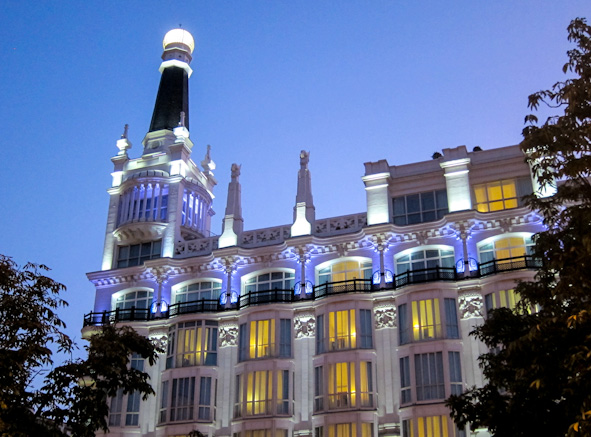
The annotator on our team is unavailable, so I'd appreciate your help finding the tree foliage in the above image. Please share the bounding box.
[0,255,159,436]
[447,18,591,437]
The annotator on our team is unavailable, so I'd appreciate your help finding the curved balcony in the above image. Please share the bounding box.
[478,255,542,277]
[83,255,542,326]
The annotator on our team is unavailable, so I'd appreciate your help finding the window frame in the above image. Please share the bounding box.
[166,320,218,368]
[392,189,449,226]
[116,240,162,269]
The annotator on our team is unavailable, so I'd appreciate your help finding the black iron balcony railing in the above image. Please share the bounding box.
[393,266,458,288]
[478,255,542,277]
[83,307,154,326]
[168,298,222,316]
[83,254,542,326]
[238,288,294,308]
[313,278,375,299]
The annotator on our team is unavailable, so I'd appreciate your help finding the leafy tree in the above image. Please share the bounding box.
[447,17,591,437]
[0,255,159,436]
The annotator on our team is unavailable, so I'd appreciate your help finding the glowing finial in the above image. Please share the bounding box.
[162,28,195,54]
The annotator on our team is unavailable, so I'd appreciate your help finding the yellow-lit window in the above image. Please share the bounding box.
[359,362,373,407]
[318,260,373,283]
[485,289,535,317]
[249,319,276,359]
[328,362,356,409]
[329,310,356,350]
[474,179,518,212]
[479,235,534,264]
[237,371,288,418]
[416,415,449,437]
[412,299,442,341]
[246,371,272,416]
[168,321,218,368]
[327,423,372,437]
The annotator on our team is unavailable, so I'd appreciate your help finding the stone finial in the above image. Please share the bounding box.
[179,111,186,127]
[201,144,216,175]
[116,124,132,156]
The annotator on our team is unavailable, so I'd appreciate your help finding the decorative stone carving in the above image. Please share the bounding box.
[458,294,484,319]
[374,306,396,329]
[148,327,169,351]
[219,324,239,347]
[294,314,315,338]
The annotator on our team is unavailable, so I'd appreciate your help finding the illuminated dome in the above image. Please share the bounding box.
[162,28,195,53]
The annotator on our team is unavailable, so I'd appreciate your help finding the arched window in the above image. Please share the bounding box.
[395,247,455,274]
[113,290,154,311]
[243,271,295,293]
[174,281,222,304]
[478,234,534,264]
[317,258,372,284]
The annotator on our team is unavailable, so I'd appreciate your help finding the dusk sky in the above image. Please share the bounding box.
[2,1,589,355]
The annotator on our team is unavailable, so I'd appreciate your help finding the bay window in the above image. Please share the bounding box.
[166,320,218,368]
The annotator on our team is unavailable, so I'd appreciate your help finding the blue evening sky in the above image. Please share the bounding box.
[1,1,588,354]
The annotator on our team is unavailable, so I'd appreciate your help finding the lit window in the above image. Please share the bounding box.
[415,415,450,437]
[318,259,372,284]
[174,281,222,304]
[324,361,373,410]
[238,319,291,361]
[449,351,463,396]
[234,370,290,417]
[250,319,275,359]
[473,178,531,213]
[484,289,520,313]
[329,310,356,350]
[327,423,373,437]
[393,189,448,225]
[114,290,153,311]
[116,240,161,268]
[395,248,455,274]
[328,362,356,409]
[166,320,218,368]
[117,182,169,227]
[414,352,445,401]
[479,235,534,264]
[244,271,295,293]
[412,299,442,341]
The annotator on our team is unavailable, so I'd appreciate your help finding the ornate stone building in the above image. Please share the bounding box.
[83,28,547,437]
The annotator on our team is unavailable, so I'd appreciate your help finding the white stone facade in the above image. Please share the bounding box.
[85,29,546,437]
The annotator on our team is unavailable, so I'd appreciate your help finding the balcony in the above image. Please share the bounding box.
[478,255,542,277]
[238,288,294,308]
[83,255,541,326]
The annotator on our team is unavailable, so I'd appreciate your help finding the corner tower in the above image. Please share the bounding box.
[100,29,216,272]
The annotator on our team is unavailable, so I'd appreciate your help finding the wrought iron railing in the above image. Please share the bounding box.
[168,299,222,316]
[238,288,294,308]
[83,255,541,326]
[393,266,458,288]
[313,278,375,299]
[478,255,542,277]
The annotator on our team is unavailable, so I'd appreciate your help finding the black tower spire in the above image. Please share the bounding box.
[148,29,195,133]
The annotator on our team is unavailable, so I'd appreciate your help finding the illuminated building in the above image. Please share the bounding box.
[84,28,547,437]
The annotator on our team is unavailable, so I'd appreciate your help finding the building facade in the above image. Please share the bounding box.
[83,29,547,437]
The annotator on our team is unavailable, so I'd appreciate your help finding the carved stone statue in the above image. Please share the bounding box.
[300,150,310,168]
[231,163,241,181]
